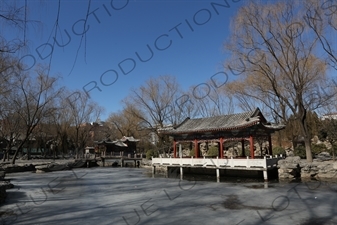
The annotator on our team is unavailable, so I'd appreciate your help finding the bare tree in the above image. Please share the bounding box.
[0,53,20,97]
[0,1,29,53]
[224,1,332,162]
[106,105,144,139]
[122,75,185,154]
[0,97,24,161]
[304,0,337,70]
[10,65,63,164]
[123,75,183,131]
[48,90,77,158]
[189,80,234,118]
[66,91,103,158]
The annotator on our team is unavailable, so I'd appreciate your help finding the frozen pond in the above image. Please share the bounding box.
[1,167,337,225]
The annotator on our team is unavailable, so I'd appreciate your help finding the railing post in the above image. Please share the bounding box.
[170,156,172,165]
[264,156,267,169]
[230,157,234,167]
[246,156,250,168]
[180,156,182,166]
[160,155,163,165]
[216,156,219,167]
[191,156,194,166]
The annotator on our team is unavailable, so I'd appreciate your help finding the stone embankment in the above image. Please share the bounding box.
[0,159,85,173]
[278,156,337,180]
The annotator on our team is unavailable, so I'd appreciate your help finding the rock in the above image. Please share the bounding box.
[286,149,294,157]
[2,164,35,173]
[278,168,299,179]
[35,161,77,173]
[286,163,299,169]
[35,165,50,173]
[278,157,337,180]
[284,156,301,163]
[0,171,5,180]
[318,172,337,179]
[0,181,14,189]
[316,152,332,161]
[277,157,303,179]
[301,172,318,179]
[0,181,13,204]
[333,162,337,170]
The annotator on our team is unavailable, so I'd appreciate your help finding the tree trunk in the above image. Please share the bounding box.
[304,137,313,162]
[298,105,313,162]
[277,131,282,147]
[299,118,313,162]
[27,147,31,160]
[333,148,335,162]
[2,145,9,162]
[3,142,13,162]
[75,147,78,159]
[2,150,7,162]
[11,142,25,164]
[331,141,336,162]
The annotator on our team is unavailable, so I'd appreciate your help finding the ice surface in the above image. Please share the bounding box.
[0,167,336,225]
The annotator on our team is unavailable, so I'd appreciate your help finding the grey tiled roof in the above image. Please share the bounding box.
[120,136,140,142]
[94,136,139,146]
[160,108,273,134]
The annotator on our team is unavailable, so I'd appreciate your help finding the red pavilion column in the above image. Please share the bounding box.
[194,139,199,158]
[219,137,224,159]
[268,135,273,156]
[249,135,255,159]
[173,140,177,158]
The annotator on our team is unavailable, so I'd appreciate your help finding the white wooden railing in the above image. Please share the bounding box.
[152,156,280,169]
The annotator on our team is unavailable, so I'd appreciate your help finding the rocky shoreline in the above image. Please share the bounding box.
[0,159,89,204]
[278,156,337,180]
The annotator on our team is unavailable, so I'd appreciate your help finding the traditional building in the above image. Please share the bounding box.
[159,108,285,159]
[321,113,337,120]
[95,136,140,157]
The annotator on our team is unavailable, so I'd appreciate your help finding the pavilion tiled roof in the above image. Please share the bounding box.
[94,136,139,147]
[120,136,140,142]
[159,108,283,134]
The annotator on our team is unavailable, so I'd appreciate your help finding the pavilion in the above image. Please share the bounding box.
[159,108,285,159]
[95,136,139,157]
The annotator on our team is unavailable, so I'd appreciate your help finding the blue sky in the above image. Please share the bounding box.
[9,0,245,120]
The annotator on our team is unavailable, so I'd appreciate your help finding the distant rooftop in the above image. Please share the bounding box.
[321,113,337,120]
